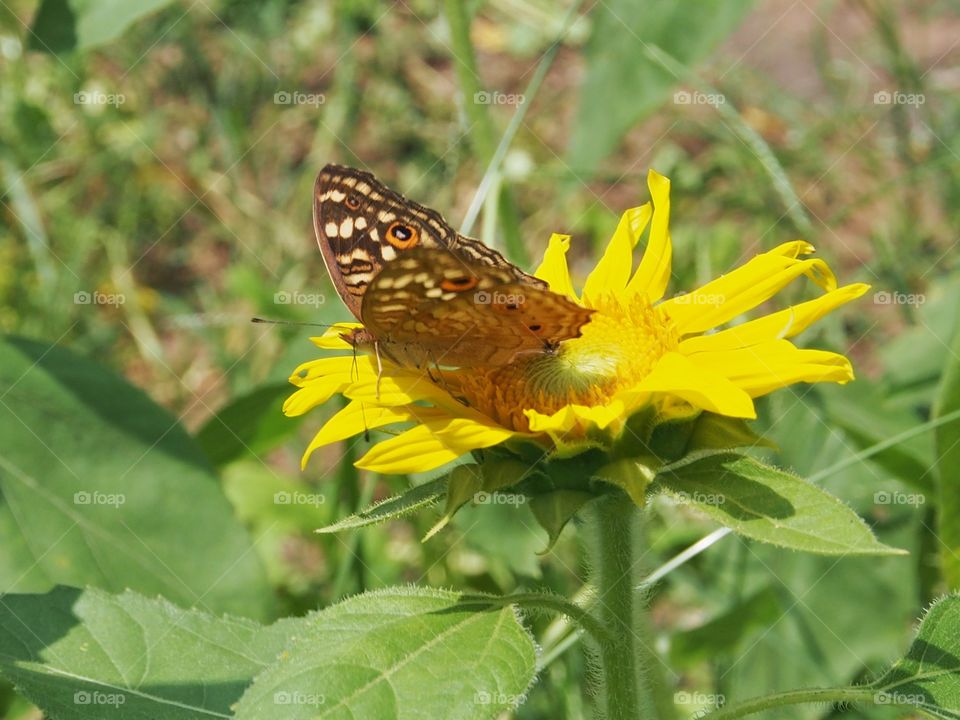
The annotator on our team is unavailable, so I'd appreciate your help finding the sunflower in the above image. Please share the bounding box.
[284,170,867,475]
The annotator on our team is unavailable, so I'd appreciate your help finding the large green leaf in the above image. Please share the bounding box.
[196,382,305,468]
[869,594,960,718]
[0,336,273,620]
[656,453,903,556]
[0,586,294,719]
[235,586,537,719]
[29,0,176,53]
[569,0,753,173]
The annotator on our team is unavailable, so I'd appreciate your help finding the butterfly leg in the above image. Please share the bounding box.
[374,341,384,401]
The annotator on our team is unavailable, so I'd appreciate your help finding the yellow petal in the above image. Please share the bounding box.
[344,371,463,409]
[679,283,870,354]
[686,339,854,397]
[582,203,652,304]
[625,170,672,302]
[626,352,756,418]
[283,356,376,416]
[534,233,579,301]
[310,323,363,350]
[355,417,517,474]
[525,400,626,435]
[662,245,839,335]
[301,401,448,469]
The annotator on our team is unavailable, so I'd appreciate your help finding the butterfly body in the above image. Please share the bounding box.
[314,164,593,369]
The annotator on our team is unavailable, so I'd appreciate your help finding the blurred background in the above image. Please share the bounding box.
[1,0,958,718]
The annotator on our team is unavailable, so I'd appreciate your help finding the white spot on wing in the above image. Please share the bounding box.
[325,222,338,237]
[340,217,354,238]
[355,216,368,230]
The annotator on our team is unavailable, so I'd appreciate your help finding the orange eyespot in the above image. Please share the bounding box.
[440,275,479,293]
[385,222,420,249]
[345,195,361,210]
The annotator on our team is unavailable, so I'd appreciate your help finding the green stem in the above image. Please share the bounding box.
[700,687,875,720]
[589,496,674,720]
[442,0,527,264]
[459,591,612,646]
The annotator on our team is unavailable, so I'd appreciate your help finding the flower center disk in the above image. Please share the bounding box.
[453,294,678,432]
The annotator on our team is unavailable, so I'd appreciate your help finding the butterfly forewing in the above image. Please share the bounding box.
[313,164,544,319]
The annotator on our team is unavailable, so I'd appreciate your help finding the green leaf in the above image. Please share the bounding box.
[823,381,934,493]
[591,458,657,506]
[196,382,305,468]
[934,317,960,590]
[869,594,960,718]
[29,0,176,53]
[0,336,273,620]
[315,477,447,533]
[0,586,293,718]
[234,586,537,719]
[669,586,781,667]
[529,490,595,551]
[656,453,904,556]
[569,0,753,173]
[424,464,485,540]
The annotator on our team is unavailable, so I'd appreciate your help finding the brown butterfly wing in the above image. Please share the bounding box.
[313,164,545,319]
[360,248,593,367]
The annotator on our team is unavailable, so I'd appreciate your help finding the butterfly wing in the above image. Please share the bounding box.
[313,164,545,320]
[360,248,593,367]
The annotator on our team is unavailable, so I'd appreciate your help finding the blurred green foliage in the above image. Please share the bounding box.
[1,0,960,718]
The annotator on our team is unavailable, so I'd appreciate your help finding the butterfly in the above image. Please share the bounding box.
[313,164,593,369]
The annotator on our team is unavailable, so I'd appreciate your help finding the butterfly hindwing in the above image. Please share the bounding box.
[360,248,593,367]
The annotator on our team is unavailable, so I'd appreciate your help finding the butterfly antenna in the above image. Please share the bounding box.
[251,317,339,329]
